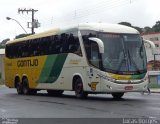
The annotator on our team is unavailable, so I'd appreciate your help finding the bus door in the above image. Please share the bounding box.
[86,67,101,92]
[86,41,101,92]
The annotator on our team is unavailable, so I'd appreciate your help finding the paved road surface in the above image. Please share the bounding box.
[0,85,160,119]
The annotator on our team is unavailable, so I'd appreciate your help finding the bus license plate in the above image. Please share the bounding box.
[125,86,133,90]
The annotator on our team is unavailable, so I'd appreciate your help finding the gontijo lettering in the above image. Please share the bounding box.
[17,59,38,67]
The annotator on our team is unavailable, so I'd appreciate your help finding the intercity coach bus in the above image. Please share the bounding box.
[4,23,152,99]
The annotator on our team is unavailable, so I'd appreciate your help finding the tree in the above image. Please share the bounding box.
[15,33,31,39]
[143,26,153,33]
[133,26,142,33]
[118,22,132,27]
[1,38,10,44]
[152,21,160,32]
[0,38,10,48]
[119,22,142,33]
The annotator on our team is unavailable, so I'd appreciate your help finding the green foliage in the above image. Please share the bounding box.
[118,22,132,27]
[0,45,5,48]
[0,38,9,48]
[119,22,142,33]
[15,33,32,39]
[144,26,153,33]
[133,26,142,33]
[152,21,160,32]
[119,21,160,33]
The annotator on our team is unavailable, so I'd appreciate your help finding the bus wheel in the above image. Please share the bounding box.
[74,78,88,99]
[16,81,23,95]
[22,78,30,95]
[111,92,124,99]
[47,90,64,96]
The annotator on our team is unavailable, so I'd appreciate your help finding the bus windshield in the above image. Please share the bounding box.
[81,30,147,75]
[99,33,147,74]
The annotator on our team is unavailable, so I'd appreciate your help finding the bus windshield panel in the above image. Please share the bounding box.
[81,30,147,75]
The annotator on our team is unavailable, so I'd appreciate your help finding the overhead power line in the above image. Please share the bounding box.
[50,0,139,25]
[40,0,140,29]
[74,0,137,19]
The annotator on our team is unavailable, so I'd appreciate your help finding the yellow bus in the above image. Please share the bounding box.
[4,23,151,99]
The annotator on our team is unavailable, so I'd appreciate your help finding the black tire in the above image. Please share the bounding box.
[16,81,23,95]
[47,90,64,96]
[112,92,124,99]
[74,78,88,99]
[22,78,30,95]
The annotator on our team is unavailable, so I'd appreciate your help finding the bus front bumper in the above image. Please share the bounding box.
[100,78,148,93]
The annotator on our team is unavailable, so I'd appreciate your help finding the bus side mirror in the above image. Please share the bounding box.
[88,37,104,53]
[143,39,156,55]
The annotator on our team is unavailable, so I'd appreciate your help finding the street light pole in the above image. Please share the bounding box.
[6,17,27,34]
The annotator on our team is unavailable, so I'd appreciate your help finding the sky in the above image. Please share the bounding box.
[0,0,160,42]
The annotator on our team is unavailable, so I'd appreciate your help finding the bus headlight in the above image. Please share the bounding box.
[107,77,116,82]
[106,85,112,90]
[98,73,115,82]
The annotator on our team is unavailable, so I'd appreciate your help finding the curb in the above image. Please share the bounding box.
[151,91,160,93]
[150,89,160,93]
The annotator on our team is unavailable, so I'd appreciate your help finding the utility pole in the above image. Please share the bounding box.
[18,8,40,34]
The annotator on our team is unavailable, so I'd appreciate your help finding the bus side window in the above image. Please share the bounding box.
[47,37,51,54]
[29,40,34,56]
[68,34,75,52]
[54,35,59,54]
[83,35,100,68]
[38,37,45,55]
[10,45,15,58]
[68,33,82,56]
[21,42,28,57]
[90,42,100,68]
[55,35,61,54]
[62,34,69,53]
[72,38,82,56]
[83,35,91,59]
[59,33,68,53]
[49,36,56,54]
[28,40,32,56]
[17,44,22,57]
[33,40,39,56]
[38,38,44,55]
[40,38,47,55]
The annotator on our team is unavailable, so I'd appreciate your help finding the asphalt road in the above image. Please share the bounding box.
[0,85,160,119]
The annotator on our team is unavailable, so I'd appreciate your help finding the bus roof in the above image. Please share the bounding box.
[7,23,139,44]
[78,23,139,34]
[6,28,60,44]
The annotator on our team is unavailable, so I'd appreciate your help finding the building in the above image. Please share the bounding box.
[142,32,160,48]
[142,32,160,62]
[142,32,160,70]
[0,49,5,80]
